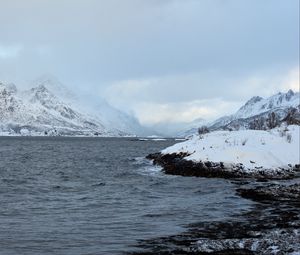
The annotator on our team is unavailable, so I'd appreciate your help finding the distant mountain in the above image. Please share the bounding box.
[175,118,208,137]
[31,75,150,136]
[182,90,300,137]
[150,117,207,137]
[93,99,153,136]
[0,78,150,136]
[234,90,299,119]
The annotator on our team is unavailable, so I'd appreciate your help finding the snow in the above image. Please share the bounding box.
[162,125,300,171]
[0,79,149,137]
[183,90,300,137]
[234,90,299,119]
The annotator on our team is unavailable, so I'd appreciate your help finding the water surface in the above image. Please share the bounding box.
[0,137,253,254]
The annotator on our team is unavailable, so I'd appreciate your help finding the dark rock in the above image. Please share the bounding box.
[146,152,298,180]
[237,183,300,206]
[129,201,300,255]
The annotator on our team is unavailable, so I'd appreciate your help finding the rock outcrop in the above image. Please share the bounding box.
[147,152,300,180]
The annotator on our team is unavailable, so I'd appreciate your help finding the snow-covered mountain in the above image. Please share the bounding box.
[31,75,151,136]
[0,78,149,136]
[234,90,299,119]
[211,90,299,131]
[183,90,300,136]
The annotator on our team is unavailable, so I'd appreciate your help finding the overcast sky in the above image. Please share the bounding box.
[0,0,299,125]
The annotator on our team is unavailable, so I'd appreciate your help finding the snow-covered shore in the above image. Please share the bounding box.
[163,125,300,172]
[147,125,300,179]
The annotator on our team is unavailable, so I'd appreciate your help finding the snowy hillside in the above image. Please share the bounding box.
[162,125,300,172]
[234,90,299,119]
[31,75,150,136]
[183,90,300,137]
[0,79,149,136]
[211,90,299,130]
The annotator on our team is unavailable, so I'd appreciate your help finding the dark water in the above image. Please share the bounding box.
[0,137,253,255]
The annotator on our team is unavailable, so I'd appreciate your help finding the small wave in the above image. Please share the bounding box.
[132,156,151,166]
[139,165,163,174]
[133,157,164,177]
[132,157,178,178]
[92,182,106,187]
[143,212,177,218]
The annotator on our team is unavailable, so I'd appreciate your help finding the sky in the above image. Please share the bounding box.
[0,0,299,126]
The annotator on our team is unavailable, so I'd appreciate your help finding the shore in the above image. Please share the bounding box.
[136,126,300,254]
[129,175,300,254]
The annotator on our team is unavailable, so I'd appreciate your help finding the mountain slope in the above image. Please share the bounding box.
[234,90,299,119]
[1,82,104,135]
[183,90,300,136]
[211,90,299,131]
[31,75,151,137]
[0,81,138,136]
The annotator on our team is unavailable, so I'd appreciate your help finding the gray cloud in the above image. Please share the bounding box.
[0,0,299,124]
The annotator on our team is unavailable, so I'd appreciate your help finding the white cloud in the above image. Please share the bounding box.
[281,67,299,92]
[0,44,22,59]
[133,99,241,125]
[104,66,299,125]
[105,79,152,100]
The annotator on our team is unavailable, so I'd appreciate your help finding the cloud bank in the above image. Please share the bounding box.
[0,0,299,126]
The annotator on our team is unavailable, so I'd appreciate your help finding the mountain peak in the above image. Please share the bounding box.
[286,89,295,100]
[36,84,48,91]
[31,75,77,103]
[233,90,299,120]
[1,77,150,137]
[30,84,51,95]
[245,96,263,106]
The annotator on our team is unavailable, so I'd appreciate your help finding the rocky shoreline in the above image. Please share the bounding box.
[146,152,300,180]
[129,198,300,254]
[237,183,300,206]
[131,152,300,254]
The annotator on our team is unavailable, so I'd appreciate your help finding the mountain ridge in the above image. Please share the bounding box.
[182,90,300,137]
[0,79,149,136]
